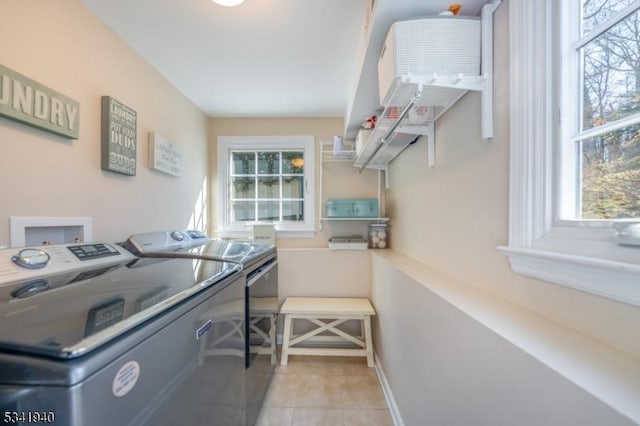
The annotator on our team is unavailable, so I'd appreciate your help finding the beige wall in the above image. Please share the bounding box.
[208,117,381,248]
[385,0,640,360]
[370,253,635,426]
[277,249,371,305]
[0,0,209,246]
[368,1,640,423]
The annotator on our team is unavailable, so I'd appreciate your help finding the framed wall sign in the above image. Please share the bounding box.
[149,132,183,177]
[101,96,137,176]
[0,64,80,139]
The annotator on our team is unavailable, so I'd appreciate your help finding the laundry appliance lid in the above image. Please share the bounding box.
[183,238,276,268]
[0,256,239,360]
[123,230,276,268]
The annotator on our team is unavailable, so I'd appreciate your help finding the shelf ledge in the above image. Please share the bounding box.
[400,73,486,92]
[320,217,389,222]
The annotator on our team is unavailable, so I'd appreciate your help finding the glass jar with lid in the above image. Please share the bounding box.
[368,223,389,249]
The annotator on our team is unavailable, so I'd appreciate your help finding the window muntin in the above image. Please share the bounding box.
[229,150,305,224]
[581,0,637,35]
[217,135,315,236]
[566,1,640,220]
[580,8,640,130]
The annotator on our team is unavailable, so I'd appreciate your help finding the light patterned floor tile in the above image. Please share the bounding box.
[292,408,344,426]
[262,374,301,408]
[255,407,294,426]
[343,409,394,426]
[312,356,376,376]
[261,355,391,424]
[295,374,348,408]
[276,355,324,375]
[341,375,388,409]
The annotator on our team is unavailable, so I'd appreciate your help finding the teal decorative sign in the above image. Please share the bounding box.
[0,64,79,139]
[101,96,137,176]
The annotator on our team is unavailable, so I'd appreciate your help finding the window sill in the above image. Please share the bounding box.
[215,228,316,239]
[498,244,640,306]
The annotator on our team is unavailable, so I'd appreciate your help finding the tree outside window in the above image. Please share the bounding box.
[578,0,640,219]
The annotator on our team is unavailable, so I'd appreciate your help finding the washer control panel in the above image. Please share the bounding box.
[66,243,121,261]
[123,230,211,254]
[0,243,135,286]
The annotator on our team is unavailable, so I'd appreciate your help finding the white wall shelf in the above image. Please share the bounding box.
[322,151,357,162]
[351,2,501,172]
[319,139,357,161]
[318,141,387,234]
[320,217,389,222]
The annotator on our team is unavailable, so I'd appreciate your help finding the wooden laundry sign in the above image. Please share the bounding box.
[0,64,79,139]
[101,96,137,176]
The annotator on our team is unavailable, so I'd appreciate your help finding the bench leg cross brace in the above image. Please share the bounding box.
[281,315,374,367]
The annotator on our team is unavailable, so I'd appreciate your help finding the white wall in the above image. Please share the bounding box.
[370,253,636,426]
[277,248,371,305]
[0,0,209,246]
[372,0,640,424]
[385,0,640,363]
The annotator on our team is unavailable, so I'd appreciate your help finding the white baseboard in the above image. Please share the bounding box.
[374,352,405,426]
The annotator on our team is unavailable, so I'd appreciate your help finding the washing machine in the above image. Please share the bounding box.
[0,241,245,425]
[123,230,278,426]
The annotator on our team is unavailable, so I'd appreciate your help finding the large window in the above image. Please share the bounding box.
[562,0,640,220]
[500,0,640,306]
[217,136,315,237]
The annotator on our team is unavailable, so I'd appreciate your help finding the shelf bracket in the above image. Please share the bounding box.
[481,0,502,140]
[318,141,324,231]
[426,122,435,167]
[358,91,422,172]
[384,165,390,189]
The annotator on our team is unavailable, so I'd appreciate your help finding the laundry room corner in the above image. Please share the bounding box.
[0,0,210,246]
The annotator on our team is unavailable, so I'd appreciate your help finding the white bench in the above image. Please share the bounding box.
[279,297,376,367]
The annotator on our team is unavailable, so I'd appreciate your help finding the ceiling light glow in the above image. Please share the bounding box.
[211,0,245,6]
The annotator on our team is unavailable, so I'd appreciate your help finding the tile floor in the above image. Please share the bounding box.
[256,356,393,426]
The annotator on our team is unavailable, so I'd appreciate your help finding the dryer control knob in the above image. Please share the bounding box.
[170,231,185,241]
[11,248,51,269]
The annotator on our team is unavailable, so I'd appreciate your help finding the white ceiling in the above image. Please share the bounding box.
[81,0,490,120]
[81,0,368,118]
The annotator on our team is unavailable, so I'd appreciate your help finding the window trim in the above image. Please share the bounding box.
[498,0,640,306]
[216,135,316,238]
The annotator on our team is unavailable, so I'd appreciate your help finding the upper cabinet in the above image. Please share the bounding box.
[345,0,501,171]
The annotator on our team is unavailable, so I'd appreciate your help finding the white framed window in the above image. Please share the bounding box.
[216,136,316,238]
[561,0,640,221]
[499,0,640,306]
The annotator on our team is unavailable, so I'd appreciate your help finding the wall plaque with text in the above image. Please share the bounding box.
[101,96,137,176]
[0,64,80,139]
[149,132,183,177]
